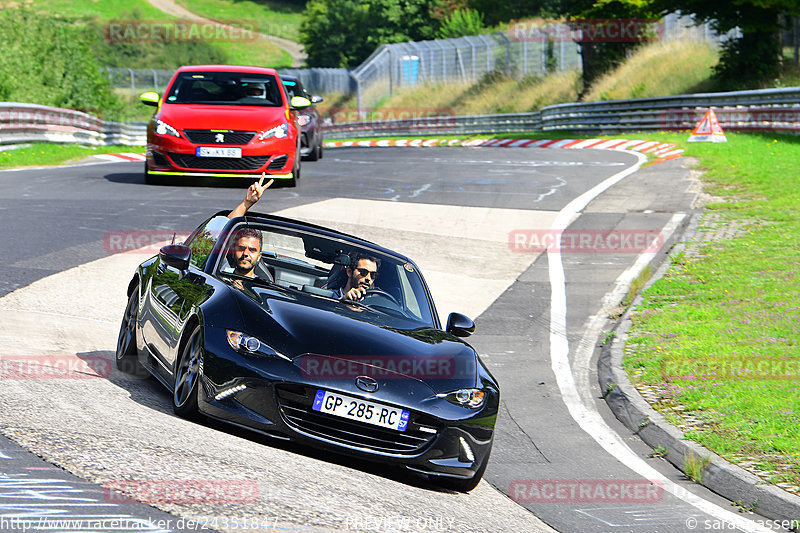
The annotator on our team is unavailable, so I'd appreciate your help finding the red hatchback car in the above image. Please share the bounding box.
[141,65,310,187]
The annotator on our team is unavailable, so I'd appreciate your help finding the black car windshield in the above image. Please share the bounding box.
[165,71,284,107]
[217,223,437,329]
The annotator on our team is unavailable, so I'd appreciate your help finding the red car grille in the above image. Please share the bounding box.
[183,130,255,145]
[167,153,269,171]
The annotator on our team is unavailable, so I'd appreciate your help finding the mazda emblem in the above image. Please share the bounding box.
[355,375,379,393]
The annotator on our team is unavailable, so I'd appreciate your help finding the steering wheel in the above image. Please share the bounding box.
[362,288,401,307]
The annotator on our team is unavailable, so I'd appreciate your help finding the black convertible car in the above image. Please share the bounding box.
[116,211,498,491]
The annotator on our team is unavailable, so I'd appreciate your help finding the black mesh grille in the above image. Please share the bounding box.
[276,384,439,455]
[167,153,268,170]
[183,130,255,145]
[152,151,170,168]
[267,155,288,170]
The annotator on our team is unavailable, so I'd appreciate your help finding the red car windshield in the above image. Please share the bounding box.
[165,72,284,107]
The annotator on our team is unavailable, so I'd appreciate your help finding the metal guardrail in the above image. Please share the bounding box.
[0,103,147,146]
[322,87,800,137]
[0,87,797,148]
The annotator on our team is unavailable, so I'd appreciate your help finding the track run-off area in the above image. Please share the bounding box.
[0,146,783,532]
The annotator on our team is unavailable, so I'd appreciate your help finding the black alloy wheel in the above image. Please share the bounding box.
[116,288,148,377]
[173,326,202,417]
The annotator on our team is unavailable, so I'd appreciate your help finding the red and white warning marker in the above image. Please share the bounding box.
[94,153,146,162]
[687,109,727,143]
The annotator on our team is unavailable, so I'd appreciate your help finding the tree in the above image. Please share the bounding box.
[437,8,485,38]
[299,0,373,67]
[651,0,799,87]
[300,0,443,68]
[556,0,661,96]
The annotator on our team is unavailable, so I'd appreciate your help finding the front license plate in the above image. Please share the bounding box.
[312,390,409,432]
[196,147,242,158]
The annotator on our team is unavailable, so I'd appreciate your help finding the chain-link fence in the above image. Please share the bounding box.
[349,33,581,110]
[105,68,175,94]
[277,68,355,95]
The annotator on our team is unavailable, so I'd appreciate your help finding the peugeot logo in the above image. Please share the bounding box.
[215,133,225,143]
[355,375,379,393]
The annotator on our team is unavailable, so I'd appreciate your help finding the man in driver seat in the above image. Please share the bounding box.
[331,253,381,301]
[244,82,266,99]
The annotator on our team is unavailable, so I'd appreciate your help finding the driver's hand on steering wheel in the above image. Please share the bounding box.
[343,286,367,301]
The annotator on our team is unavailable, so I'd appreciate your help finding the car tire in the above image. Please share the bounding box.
[173,326,202,418]
[116,288,148,377]
[284,158,299,187]
[144,162,162,185]
[318,143,323,159]
[305,141,320,161]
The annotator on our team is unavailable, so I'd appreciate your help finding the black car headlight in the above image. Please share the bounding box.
[154,119,181,138]
[297,114,311,127]
[438,388,486,409]
[226,330,290,361]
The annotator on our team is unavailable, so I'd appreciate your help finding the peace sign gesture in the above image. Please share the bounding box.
[246,173,274,206]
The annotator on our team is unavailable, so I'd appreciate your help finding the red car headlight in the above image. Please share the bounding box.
[154,119,181,138]
[258,123,289,140]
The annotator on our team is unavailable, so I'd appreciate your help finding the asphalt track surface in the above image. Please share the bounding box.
[0,147,785,532]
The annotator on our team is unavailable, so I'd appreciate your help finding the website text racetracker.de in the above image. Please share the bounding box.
[0,516,281,532]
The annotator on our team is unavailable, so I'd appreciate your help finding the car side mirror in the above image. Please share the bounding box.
[446,312,475,338]
[310,94,323,104]
[290,96,311,109]
[140,91,159,107]
[160,244,191,271]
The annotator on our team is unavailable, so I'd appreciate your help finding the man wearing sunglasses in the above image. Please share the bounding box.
[332,253,381,301]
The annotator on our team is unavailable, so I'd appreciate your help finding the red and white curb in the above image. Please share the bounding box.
[94,153,146,162]
[94,138,685,166]
[324,138,684,165]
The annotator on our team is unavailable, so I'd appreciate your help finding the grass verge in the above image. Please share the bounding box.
[0,144,143,169]
[622,131,800,490]
[175,0,303,42]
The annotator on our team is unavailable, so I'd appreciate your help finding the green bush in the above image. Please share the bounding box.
[0,7,118,116]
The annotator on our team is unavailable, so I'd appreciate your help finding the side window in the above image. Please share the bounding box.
[185,216,229,269]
